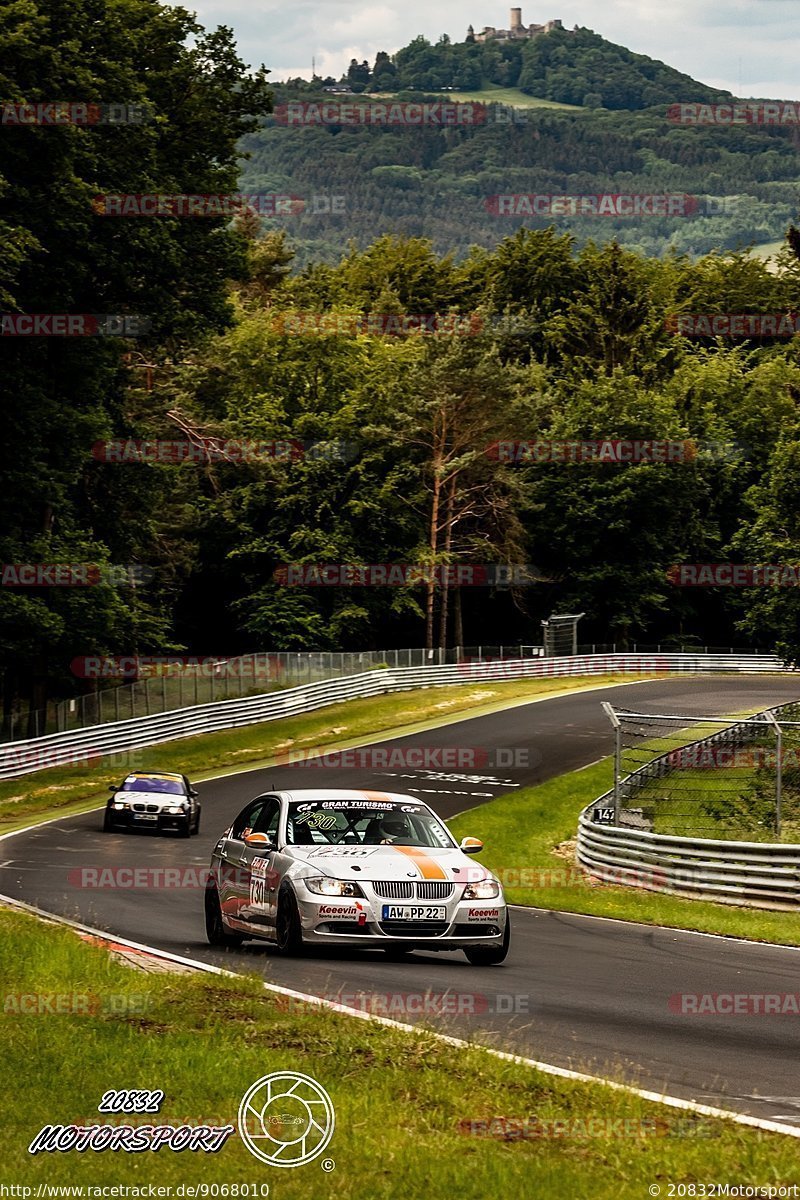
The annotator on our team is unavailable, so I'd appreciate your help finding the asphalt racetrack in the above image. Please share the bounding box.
[4,676,800,1127]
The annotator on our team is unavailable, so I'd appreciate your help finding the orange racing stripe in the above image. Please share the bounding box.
[392,845,449,880]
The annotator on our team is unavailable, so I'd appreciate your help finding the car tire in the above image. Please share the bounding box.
[193,808,201,835]
[178,817,191,838]
[463,915,510,966]
[205,881,244,948]
[102,808,117,832]
[276,885,304,956]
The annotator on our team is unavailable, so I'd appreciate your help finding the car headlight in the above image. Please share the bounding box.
[166,805,187,814]
[112,802,127,809]
[462,879,501,900]
[305,877,364,897]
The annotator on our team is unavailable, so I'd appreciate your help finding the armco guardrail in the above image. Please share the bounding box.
[0,651,787,781]
[577,699,800,910]
[576,816,800,909]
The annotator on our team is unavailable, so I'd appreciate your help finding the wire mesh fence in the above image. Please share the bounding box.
[605,702,800,841]
[1,644,547,743]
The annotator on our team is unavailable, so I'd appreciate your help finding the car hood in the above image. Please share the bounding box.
[283,844,491,884]
[114,790,185,807]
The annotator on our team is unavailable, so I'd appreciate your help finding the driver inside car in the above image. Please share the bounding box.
[376,816,411,844]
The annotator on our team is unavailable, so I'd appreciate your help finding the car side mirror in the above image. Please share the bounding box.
[460,836,484,855]
[189,788,198,798]
[108,784,117,792]
[244,831,276,850]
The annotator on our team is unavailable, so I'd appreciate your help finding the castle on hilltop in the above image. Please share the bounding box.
[468,8,576,42]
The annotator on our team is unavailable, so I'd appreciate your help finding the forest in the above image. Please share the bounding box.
[4,0,800,727]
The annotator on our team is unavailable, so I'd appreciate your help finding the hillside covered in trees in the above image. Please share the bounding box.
[243,25,797,264]
[6,0,800,727]
[294,26,730,112]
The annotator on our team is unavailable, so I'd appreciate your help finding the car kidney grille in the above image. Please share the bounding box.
[372,882,414,899]
[371,881,454,900]
[132,803,159,812]
[417,882,454,900]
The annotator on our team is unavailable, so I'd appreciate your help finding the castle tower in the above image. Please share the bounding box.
[510,7,523,31]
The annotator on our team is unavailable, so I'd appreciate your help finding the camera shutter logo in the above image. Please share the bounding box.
[237,1071,335,1167]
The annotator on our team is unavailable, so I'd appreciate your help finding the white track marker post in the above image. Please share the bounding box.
[602,702,622,825]
[764,709,783,838]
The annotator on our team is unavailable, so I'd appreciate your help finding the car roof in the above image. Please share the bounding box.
[271,789,427,806]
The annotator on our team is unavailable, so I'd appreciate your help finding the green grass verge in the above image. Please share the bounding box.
[1,905,796,1196]
[0,674,655,832]
[449,759,800,944]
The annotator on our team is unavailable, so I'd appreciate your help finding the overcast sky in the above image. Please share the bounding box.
[170,0,800,99]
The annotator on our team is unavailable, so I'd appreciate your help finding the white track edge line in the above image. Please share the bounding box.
[513,904,800,953]
[2,891,798,1140]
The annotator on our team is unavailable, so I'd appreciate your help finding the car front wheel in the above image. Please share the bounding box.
[463,915,510,966]
[276,885,304,956]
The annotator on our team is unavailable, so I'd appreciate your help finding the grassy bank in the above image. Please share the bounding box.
[0,905,796,1198]
[0,673,655,832]
[450,759,800,944]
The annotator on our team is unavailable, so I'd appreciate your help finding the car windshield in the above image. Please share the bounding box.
[119,775,185,795]
[285,801,455,849]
